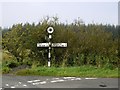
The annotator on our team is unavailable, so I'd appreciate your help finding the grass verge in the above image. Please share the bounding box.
[15,66,119,78]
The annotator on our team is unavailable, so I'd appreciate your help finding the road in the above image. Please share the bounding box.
[1,75,119,89]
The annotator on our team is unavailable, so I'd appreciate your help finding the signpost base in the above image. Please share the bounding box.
[48,61,50,67]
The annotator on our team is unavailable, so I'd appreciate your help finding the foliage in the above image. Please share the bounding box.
[2,16,119,68]
[2,66,11,74]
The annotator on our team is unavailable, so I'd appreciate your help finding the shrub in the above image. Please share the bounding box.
[2,67,11,74]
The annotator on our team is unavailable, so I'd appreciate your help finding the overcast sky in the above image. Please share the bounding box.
[1,1,119,28]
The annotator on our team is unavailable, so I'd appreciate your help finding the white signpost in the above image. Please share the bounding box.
[37,27,67,67]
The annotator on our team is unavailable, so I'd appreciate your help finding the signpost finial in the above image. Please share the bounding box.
[47,27,54,34]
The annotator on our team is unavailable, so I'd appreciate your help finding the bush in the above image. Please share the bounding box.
[2,17,118,68]
[22,58,33,66]
[2,67,11,74]
[6,60,20,68]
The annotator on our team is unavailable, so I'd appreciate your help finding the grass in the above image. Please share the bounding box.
[15,66,119,78]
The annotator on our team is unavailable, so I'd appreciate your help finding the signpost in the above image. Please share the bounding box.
[37,27,67,67]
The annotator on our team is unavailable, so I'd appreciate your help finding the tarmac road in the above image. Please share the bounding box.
[1,75,119,89]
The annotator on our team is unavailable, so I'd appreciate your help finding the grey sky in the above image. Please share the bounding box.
[1,2,118,28]
[118,2,120,25]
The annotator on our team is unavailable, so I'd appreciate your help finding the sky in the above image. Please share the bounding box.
[118,2,120,25]
[0,0,119,28]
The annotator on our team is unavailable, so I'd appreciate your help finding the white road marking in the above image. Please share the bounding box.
[67,78,82,81]
[23,84,27,87]
[5,84,9,86]
[85,78,97,80]
[2,77,99,89]
[71,79,75,80]
[26,77,98,86]
[32,81,46,85]
[27,80,41,83]
[51,79,65,83]
[11,86,15,88]
[40,81,47,84]
[63,77,75,79]
[75,78,82,80]
[28,77,82,85]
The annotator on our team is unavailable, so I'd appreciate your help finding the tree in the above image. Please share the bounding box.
[2,17,119,68]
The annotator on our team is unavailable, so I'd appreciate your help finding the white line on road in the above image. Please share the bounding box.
[11,86,15,88]
[63,77,76,79]
[75,78,82,80]
[71,79,75,80]
[32,81,46,85]
[23,84,27,87]
[27,80,41,83]
[85,78,97,80]
[51,79,65,83]
[40,81,47,84]
[71,78,82,80]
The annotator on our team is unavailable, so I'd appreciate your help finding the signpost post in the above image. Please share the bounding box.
[37,27,67,67]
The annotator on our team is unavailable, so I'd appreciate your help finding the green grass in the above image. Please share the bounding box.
[15,66,119,78]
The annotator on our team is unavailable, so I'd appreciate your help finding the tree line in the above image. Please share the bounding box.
[2,17,119,68]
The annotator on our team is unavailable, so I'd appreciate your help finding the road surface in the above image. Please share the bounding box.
[1,75,119,89]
